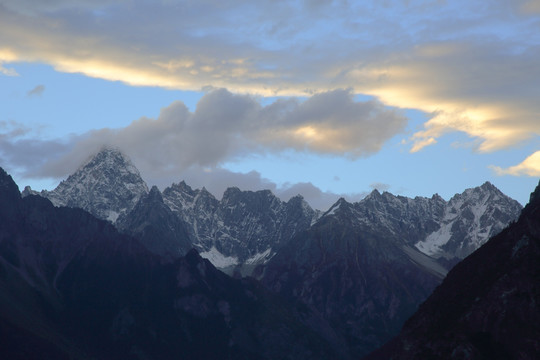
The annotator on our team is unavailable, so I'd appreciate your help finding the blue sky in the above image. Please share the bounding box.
[1,0,539,209]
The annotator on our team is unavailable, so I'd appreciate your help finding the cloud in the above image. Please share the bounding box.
[369,182,390,192]
[1,0,540,173]
[27,84,45,96]
[490,151,540,177]
[0,62,18,76]
[0,89,401,209]
[0,121,75,173]
[519,0,540,14]
[155,166,365,211]
[277,182,367,211]
[348,42,540,155]
[18,88,404,179]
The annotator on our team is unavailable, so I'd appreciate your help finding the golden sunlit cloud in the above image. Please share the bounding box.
[0,63,19,76]
[349,43,540,158]
[490,151,540,177]
[294,126,321,142]
[1,2,539,172]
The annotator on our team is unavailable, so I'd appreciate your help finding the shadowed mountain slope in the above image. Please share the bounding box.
[261,197,447,358]
[0,167,348,359]
[365,181,540,359]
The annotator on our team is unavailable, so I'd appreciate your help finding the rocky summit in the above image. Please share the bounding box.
[259,186,522,357]
[37,147,149,223]
[415,181,523,259]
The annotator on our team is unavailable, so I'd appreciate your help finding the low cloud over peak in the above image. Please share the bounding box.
[0,88,402,209]
[31,88,405,176]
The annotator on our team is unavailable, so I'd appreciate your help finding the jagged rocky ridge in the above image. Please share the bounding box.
[33,149,522,268]
[341,183,521,261]
[365,181,540,359]
[161,181,319,267]
[414,181,523,259]
[0,167,347,359]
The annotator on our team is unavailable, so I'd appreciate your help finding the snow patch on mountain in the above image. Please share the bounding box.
[162,183,318,268]
[199,247,239,268]
[33,148,521,269]
[415,223,453,256]
[245,248,273,265]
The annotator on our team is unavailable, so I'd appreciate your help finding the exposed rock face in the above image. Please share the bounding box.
[162,182,319,266]
[39,147,149,223]
[352,182,522,261]
[0,167,347,360]
[365,181,540,360]
[415,181,523,259]
[35,149,319,267]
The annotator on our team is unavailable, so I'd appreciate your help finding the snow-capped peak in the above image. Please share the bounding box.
[40,148,149,223]
[415,182,522,259]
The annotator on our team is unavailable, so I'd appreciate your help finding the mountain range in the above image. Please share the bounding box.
[29,148,522,270]
[17,147,528,357]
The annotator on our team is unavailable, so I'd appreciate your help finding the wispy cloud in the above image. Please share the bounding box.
[369,182,391,192]
[0,62,18,76]
[490,151,540,177]
[350,42,540,155]
[27,84,45,96]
